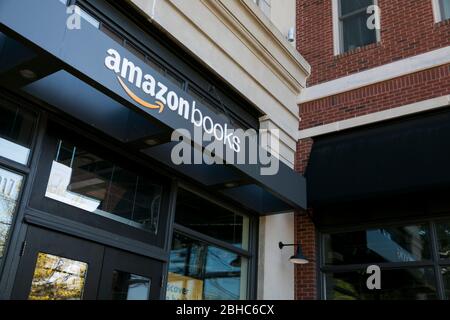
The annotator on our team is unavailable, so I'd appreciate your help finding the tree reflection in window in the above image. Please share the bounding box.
[28,253,88,300]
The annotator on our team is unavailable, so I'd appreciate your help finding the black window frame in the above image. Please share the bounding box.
[0,92,42,298]
[319,217,450,300]
[28,120,173,249]
[166,183,258,300]
[337,0,379,54]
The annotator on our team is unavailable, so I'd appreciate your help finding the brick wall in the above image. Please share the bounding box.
[294,210,317,300]
[294,0,450,300]
[296,0,450,86]
[294,138,316,300]
[300,63,450,130]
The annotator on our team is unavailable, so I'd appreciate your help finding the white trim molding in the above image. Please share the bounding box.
[298,46,450,104]
[331,0,341,56]
[432,0,442,22]
[298,95,450,139]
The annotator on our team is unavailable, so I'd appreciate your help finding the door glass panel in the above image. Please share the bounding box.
[167,233,247,300]
[45,140,162,234]
[0,167,23,265]
[28,253,88,300]
[111,270,151,300]
[325,268,437,300]
[0,102,35,165]
[323,224,431,265]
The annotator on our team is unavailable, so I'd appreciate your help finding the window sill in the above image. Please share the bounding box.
[334,41,381,59]
[435,18,450,27]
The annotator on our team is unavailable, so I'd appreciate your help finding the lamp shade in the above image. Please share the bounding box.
[289,245,309,264]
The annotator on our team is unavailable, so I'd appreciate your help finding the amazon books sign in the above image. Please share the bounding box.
[104,49,241,153]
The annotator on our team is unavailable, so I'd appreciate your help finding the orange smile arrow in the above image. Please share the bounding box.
[117,76,164,113]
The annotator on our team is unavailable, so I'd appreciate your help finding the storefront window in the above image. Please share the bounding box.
[45,140,162,234]
[325,268,437,300]
[436,221,450,260]
[0,167,23,267]
[0,102,35,165]
[166,233,248,300]
[323,224,431,265]
[175,189,249,249]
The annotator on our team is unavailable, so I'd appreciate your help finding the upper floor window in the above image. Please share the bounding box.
[333,0,380,54]
[436,0,450,22]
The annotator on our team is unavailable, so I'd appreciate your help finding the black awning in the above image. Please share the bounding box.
[306,107,450,206]
[0,0,307,214]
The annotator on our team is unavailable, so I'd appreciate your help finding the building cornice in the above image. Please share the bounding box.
[204,0,311,93]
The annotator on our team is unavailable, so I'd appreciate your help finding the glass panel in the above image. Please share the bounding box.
[436,221,450,259]
[340,0,373,16]
[0,168,23,266]
[0,102,35,164]
[342,11,377,52]
[166,233,247,300]
[45,140,162,234]
[111,271,151,300]
[325,268,437,300]
[323,224,431,265]
[175,189,249,249]
[442,266,450,299]
[28,253,88,300]
[441,0,450,20]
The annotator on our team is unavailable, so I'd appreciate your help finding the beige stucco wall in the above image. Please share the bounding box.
[270,0,297,46]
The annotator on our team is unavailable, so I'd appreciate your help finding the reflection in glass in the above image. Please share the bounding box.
[0,102,35,164]
[325,268,437,300]
[442,267,450,299]
[45,140,162,234]
[440,0,450,21]
[175,189,249,249]
[166,233,247,300]
[29,253,88,300]
[342,12,377,52]
[112,271,151,300]
[340,0,373,15]
[436,221,450,259]
[324,225,431,265]
[0,168,23,265]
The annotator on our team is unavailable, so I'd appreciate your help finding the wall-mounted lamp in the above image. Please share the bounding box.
[279,241,309,265]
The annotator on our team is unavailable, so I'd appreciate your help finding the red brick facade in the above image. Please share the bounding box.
[297,0,450,86]
[300,64,450,130]
[294,0,450,300]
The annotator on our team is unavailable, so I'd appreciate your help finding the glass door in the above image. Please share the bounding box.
[11,226,103,300]
[97,247,162,300]
[11,226,162,300]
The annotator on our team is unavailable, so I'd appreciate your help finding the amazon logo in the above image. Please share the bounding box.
[104,49,241,152]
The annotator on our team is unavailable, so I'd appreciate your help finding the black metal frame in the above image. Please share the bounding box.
[318,216,450,300]
[0,87,258,300]
[0,0,264,299]
[168,182,259,300]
